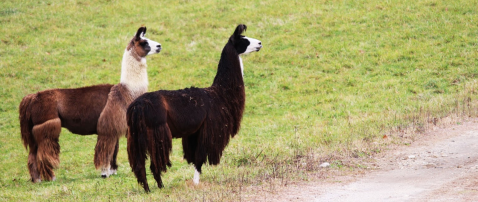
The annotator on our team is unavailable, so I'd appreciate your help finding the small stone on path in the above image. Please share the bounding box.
[319,162,330,168]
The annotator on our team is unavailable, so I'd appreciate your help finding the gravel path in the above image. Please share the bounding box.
[250,119,478,201]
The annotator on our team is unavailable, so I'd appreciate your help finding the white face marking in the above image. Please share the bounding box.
[241,36,262,55]
[142,36,162,55]
[193,169,200,185]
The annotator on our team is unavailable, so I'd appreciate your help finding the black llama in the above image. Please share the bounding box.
[126,24,262,192]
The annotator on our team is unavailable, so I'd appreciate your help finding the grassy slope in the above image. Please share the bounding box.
[1,0,478,200]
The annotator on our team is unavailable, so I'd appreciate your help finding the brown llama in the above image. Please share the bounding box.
[19,26,162,182]
[126,24,262,192]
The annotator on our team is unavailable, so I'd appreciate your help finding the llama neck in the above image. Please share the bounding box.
[212,44,244,89]
[120,49,148,97]
[211,42,246,137]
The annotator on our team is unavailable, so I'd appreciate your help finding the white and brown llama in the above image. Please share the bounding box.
[19,26,161,182]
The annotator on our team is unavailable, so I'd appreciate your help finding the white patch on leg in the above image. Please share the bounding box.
[33,178,41,183]
[52,176,56,181]
[101,166,111,178]
[193,169,200,185]
[109,169,117,175]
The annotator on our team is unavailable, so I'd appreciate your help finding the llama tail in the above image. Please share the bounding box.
[127,99,172,192]
[19,94,35,150]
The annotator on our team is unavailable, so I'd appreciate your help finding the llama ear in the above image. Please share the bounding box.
[142,27,147,37]
[135,27,146,41]
[233,24,247,39]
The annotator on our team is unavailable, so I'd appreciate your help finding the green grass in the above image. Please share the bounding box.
[1,0,478,200]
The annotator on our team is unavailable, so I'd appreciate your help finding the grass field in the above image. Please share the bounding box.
[1,0,478,200]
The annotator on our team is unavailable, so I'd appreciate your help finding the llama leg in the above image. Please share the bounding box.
[182,133,203,185]
[150,163,164,188]
[32,118,61,181]
[193,167,201,185]
[101,165,111,178]
[193,136,207,185]
[182,133,199,164]
[193,162,204,185]
[27,146,41,183]
[94,135,118,178]
[109,139,119,176]
[148,123,173,189]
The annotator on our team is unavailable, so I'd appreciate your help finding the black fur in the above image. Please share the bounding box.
[127,24,261,192]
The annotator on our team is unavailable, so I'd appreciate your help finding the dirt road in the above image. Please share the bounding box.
[250,119,478,201]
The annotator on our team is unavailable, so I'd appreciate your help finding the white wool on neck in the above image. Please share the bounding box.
[120,49,149,96]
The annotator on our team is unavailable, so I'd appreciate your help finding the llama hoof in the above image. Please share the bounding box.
[33,178,41,183]
[101,172,110,178]
[101,167,111,178]
[109,169,117,175]
[52,176,56,181]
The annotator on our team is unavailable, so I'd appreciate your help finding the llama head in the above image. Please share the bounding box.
[231,24,262,55]
[128,26,162,58]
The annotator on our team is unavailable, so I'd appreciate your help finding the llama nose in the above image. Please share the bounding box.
[257,42,262,51]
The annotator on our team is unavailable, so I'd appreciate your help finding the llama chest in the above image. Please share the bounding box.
[110,83,146,107]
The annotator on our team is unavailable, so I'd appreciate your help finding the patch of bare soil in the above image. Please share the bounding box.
[246,119,478,201]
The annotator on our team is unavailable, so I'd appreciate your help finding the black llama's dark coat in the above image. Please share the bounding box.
[127,24,251,192]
